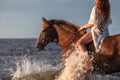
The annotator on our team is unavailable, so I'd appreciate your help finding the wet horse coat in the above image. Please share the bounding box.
[36,17,120,74]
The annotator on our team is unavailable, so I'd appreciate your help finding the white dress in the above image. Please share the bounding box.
[88,6,112,53]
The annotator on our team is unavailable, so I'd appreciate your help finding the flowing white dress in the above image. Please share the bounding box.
[88,6,112,52]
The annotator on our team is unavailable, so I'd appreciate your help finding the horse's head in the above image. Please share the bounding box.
[36,17,86,51]
[36,17,58,51]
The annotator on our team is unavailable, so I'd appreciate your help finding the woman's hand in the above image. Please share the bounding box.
[79,26,85,31]
[79,24,93,31]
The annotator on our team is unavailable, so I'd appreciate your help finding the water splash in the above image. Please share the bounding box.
[11,56,58,80]
[55,46,92,80]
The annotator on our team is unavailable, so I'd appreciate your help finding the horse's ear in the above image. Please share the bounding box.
[42,17,49,25]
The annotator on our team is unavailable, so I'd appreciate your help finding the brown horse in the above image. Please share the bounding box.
[36,17,120,74]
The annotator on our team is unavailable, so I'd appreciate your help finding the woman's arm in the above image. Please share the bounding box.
[79,24,94,31]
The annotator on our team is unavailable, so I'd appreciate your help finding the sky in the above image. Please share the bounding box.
[0,0,120,38]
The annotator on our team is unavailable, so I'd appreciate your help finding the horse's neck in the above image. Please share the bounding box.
[53,24,78,47]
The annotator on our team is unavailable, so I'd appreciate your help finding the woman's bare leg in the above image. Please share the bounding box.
[77,32,92,52]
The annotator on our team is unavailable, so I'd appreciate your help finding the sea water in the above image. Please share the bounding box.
[0,39,120,80]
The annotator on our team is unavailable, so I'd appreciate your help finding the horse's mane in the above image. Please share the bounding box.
[49,19,79,34]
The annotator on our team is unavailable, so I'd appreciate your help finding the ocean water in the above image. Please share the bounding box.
[0,39,120,80]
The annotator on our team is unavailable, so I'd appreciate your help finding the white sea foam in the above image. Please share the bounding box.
[55,46,92,80]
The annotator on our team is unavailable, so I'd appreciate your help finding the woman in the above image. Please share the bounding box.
[77,0,112,53]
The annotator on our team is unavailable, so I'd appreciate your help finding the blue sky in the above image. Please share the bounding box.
[0,0,120,38]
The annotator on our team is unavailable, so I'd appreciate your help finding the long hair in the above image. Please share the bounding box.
[96,0,110,22]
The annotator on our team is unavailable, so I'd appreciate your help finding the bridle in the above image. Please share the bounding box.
[41,25,59,46]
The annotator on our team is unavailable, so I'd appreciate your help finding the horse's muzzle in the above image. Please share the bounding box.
[37,43,45,51]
